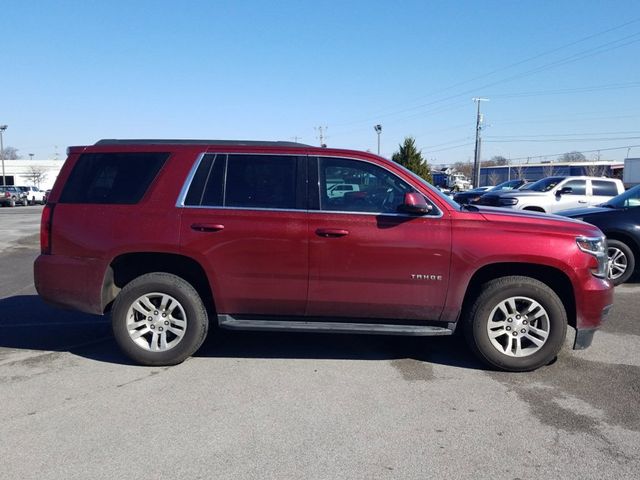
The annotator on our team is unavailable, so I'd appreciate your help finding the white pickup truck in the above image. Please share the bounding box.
[475,176,625,213]
[16,186,47,205]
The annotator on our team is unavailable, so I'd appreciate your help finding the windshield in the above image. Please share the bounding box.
[604,184,640,208]
[492,179,521,191]
[526,176,566,192]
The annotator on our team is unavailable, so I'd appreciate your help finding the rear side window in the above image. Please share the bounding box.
[185,154,300,210]
[60,152,168,204]
[592,180,619,196]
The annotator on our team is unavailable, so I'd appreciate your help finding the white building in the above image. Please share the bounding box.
[0,159,64,190]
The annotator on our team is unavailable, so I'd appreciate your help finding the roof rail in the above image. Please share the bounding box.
[94,139,311,147]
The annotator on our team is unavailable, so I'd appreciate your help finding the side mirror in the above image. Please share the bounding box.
[556,186,573,197]
[401,192,433,214]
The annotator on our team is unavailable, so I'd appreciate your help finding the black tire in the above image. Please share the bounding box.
[464,276,567,372]
[112,272,209,366]
[607,239,635,286]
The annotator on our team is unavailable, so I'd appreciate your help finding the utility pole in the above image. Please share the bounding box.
[0,125,7,186]
[472,98,488,188]
[374,124,382,155]
[315,126,328,147]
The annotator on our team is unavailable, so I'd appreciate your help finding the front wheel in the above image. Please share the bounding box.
[607,239,635,285]
[112,272,209,366]
[464,276,567,372]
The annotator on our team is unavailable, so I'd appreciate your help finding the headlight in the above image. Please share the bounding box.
[576,236,607,278]
[499,197,518,206]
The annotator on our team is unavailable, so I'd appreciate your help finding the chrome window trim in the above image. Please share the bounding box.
[176,152,208,207]
[176,151,443,219]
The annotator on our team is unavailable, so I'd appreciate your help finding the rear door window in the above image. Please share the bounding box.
[592,180,619,197]
[60,152,168,204]
[184,153,304,210]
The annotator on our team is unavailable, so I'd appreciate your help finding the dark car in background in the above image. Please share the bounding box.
[558,184,640,285]
[453,179,530,205]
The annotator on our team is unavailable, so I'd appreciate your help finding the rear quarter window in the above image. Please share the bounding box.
[59,152,169,204]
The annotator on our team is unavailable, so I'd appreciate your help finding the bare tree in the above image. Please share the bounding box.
[584,163,604,177]
[513,162,526,179]
[488,172,500,185]
[542,162,555,177]
[1,146,21,160]
[452,161,473,178]
[25,165,48,188]
[558,151,585,162]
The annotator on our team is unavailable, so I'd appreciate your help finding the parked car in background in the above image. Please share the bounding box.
[475,176,624,214]
[328,183,360,198]
[0,188,14,207]
[0,186,28,207]
[453,179,529,205]
[558,184,640,285]
[16,186,46,205]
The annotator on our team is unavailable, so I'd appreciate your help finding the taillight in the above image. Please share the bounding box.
[40,204,54,254]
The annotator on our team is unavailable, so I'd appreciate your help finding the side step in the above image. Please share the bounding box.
[217,315,453,336]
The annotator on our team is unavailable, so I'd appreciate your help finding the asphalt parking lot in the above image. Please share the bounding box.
[0,206,639,480]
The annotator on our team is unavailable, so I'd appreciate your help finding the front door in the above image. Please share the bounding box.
[306,157,451,321]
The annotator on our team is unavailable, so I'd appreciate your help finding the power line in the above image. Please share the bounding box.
[487,81,640,99]
[333,18,640,127]
[487,136,640,143]
[488,130,640,138]
[506,144,640,162]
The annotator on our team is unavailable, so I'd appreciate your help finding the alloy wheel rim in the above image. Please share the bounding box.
[126,292,187,352]
[607,247,627,281]
[486,296,550,357]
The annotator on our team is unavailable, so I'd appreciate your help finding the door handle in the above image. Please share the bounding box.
[316,228,349,238]
[578,200,588,204]
[191,223,225,232]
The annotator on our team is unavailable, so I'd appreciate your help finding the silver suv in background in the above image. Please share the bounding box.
[0,186,28,207]
[475,176,625,213]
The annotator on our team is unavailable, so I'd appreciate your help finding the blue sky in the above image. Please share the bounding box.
[2,0,640,164]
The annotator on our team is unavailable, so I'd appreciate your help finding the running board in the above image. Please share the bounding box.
[217,315,453,336]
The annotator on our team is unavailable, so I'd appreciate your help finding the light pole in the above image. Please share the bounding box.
[0,125,7,186]
[472,98,488,188]
[374,124,382,155]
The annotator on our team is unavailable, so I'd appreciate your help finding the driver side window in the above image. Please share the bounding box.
[319,157,413,213]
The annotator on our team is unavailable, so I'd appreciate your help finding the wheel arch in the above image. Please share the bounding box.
[461,262,576,329]
[102,252,215,315]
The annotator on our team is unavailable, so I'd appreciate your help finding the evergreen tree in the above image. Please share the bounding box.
[391,137,432,183]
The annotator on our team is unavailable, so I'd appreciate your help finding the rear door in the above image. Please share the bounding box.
[178,152,309,316]
[306,156,451,321]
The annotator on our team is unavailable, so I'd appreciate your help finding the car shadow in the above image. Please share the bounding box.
[0,294,486,370]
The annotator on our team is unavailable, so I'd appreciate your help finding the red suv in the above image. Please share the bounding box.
[34,140,613,371]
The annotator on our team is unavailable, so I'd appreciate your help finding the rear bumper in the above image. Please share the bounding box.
[34,254,106,315]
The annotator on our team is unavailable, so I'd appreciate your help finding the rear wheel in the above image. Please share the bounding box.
[607,239,635,285]
[464,276,567,372]
[112,272,209,366]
